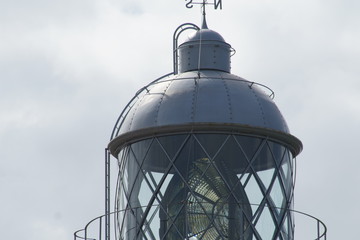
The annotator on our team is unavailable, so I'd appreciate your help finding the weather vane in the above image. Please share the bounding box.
[185,0,222,10]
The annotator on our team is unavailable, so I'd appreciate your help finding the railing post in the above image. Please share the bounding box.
[99,217,102,240]
[105,148,110,240]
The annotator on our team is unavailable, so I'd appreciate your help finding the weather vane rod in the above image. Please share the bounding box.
[185,0,222,10]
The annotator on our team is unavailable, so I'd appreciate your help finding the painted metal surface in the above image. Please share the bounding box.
[116,70,289,137]
[178,28,232,73]
[108,123,302,158]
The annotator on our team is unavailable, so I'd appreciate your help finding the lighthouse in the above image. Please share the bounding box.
[74,2,327,240]
[107,7,301,240]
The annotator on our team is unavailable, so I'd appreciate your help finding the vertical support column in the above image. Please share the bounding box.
[99,217,102,240]
[105,148,111,240]
[228,196,237,239]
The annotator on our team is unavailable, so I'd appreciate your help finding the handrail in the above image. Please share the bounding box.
[74,204,326,240]
[173,23,200,74]
[109,72,174,141]
[291,208,327,240]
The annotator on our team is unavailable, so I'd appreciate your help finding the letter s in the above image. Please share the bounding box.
[186,0,194,8]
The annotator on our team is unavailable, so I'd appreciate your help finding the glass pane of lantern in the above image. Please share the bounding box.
[255,206,276,239]
[244,174,263,213]
[269,176,285,211]
[234,135,263,162]
[256,168,275,192]
[157,134,190,160]
[194,133,228,158]
[215,135,250,174]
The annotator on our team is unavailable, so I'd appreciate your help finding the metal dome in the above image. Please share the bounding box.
[185,28,226,42]
[109,70,302,156]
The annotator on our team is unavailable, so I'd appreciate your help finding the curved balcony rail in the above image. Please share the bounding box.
[74,204,326,240]
[292,208,327,240]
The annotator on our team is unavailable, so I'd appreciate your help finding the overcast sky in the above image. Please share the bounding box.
[1,0,359,239]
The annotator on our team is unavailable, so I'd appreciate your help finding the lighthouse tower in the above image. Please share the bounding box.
[74,2,327,240]
[107,9,301,240]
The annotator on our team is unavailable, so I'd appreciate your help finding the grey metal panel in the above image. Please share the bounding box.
[193,76,232,122]
[178,28,232,73]
[156,78,195,125]
[118,96,142,135]
[255,89,290,132]
[225,78,267,128]
[129,81,170,131]
[115,70,291,141]
[219,71,289,132]
[186,29,226,42]
[178,41,231,73]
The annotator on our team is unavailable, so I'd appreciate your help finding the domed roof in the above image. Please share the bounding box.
[109,70,302,156]
[185,28,226,42]
[117,71,289,133]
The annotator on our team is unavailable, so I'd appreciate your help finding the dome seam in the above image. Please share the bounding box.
[191,76,200,121]
[219,72,233,122]
[154,81,172,126]
[127,94,145,132]
[250,86,267,128]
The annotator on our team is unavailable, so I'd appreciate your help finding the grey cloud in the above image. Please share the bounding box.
[0,0,359,239]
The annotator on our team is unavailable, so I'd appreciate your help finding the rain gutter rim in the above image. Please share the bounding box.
[108,123,302,157]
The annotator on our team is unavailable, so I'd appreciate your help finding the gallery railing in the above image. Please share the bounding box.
[74,204,326,240]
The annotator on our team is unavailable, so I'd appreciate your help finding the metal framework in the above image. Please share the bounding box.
[113,132,296,239]
[74,206,327,240]
[75,113,326,240]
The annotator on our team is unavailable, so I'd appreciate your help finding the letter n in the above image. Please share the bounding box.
[214,0,222,9]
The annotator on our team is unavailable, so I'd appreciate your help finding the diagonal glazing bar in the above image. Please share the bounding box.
[135,134,192,238]
[157,135,227,238]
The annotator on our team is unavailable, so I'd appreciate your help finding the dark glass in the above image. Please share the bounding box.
[116,134,295,240]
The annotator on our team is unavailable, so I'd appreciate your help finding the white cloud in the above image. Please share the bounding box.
[30,220,68,240]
